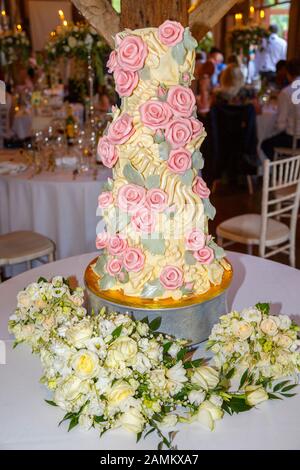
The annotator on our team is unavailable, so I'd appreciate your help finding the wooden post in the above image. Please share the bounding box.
[120,0,189,30]
[288,0,300,59]
[189,0,238,41]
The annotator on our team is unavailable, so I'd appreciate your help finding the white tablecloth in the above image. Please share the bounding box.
[0,162,111,267]
[0,251,300,449]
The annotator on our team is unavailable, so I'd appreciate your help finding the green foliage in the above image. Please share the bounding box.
[255,303,270,315]
[123,162,145,186]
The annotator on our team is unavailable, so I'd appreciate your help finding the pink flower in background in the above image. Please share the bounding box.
[96,232,109,249]
[146,188,168,212]
[117,35,148,72]
[167,86,196,117]
[194,246,214,264]
[185,229,206,251]
[123,247,145,272]
[97,136,118,168]
[131,207,156,233]
[107,50,118,73]
[114,68,139,97]
[106,258,123,276]
[108,113,135,145]
[117,184,146,213]
[167,148,192,174]
[160,265,184,290]
[192,176,210,199]
[98,191,113,208]
[108,235,128,256]
[165,117,193,149]
[139,100,173,130]
[190,117,204,140]
[158,20,184,47]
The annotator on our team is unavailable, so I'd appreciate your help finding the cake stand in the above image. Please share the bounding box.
[84,258,233,345]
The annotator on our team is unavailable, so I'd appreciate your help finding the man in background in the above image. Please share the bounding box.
[255,24,287,83]
[261,59,300,159]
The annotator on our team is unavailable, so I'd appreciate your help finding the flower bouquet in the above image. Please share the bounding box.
[229,25,270,56]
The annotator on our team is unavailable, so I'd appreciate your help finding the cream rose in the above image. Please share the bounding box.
[72,350,99,379]
[66,320,93,348]
[108,336,138,365]
[191,366,219,390]
[232,320,253,340]
[260,317,278,336]
[107,380,135,407]
[245,386,268,406]
[188,390,206,406]
[196,400,223,431]
[118,407,145,434]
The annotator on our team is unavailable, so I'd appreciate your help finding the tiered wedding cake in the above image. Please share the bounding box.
[92,20,232,303]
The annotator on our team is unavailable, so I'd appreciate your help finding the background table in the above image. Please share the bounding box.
[0,251,300,449]
[257,105,277,162]
[0,151,111,274]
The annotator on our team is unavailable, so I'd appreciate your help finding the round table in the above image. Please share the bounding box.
[0,151,111,274]
[256,106,277,162]
[0,251,299,450]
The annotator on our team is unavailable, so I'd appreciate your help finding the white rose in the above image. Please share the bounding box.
[166,361,187,384]
[72,350,99,379]
[188,390,206,406]
[160,413,178,427]
[107,380,135,408]
[276,350,290,365]
[260,317,278,336]
[136,322,149,336]
[278,315,292,330]
[133,352,151,374]
[196,400,223,430]
[191,366,219,391]
[118,407,145,434]
[241,307,262,324]
[245,385,268,406]
[66,320,93,348]
[146,339,163,363]
[232,320,253,340]
[105,349,125,369]
[108,336,137,365]
[274,334,293,349]
[68,36,77,48]
[17,291,32,308]
[52,276,64,287]
[168,343,181,358]
[54,376,89,405]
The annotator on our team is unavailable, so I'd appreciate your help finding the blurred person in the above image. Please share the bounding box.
[212,64,245,104]
[261,58,300,160]
[195,60,215,115]
[275,60,289,90]
[209,47,226,87]
[255,24,287,83]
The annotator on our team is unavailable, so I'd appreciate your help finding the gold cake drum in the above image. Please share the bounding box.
[85,258,233,345]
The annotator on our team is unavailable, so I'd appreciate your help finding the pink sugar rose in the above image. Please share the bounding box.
[192,176,210,199]
[167,147,192,174]
[185,229,206,251]
[131,207,156,233]
[191,117,204,140]
[146,188,168,212]
[106,258,123,276]
[114,68,139,97]
[139,100,173,130]
[159,265,184,290]
[117,184,146,213]
[98,191,113,208]
[96,231,109,250]
[97,136,118,168]
[165,117,193,149]
[117,35,148,72]
[194,246,214,265]
[158,20,184,47]
[123,247,145,272]
[167,86,196,117]
[108,113,135,145]
[108,235,128,256]
[107,50,118,73]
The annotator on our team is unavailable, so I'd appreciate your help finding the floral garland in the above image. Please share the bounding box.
[229,25,270,56]
[45,23,110,84]
[9,278,300,448]
[0,30,31,67]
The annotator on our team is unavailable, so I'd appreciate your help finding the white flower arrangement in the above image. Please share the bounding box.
[0,30,31,66]
[8,280,300,448]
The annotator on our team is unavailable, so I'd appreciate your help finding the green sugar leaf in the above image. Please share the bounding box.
[154,132,165,144]
[192,150,204,170]
[123,162,145,186]
[141,279,164,298]
[102,177,114,191]
[145,174,160,189]
[94,255,107,275]
[203,198,216,220]
[209,240,226,259]
[171,41,187,65]
[180,169,194,186]
[139,66,151,81]
[183,28,198,51]
[184,251,196,265]
[99,274,116,290]
[141,234,166,255]
[115,208,131,231]
[159,141,170,160]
